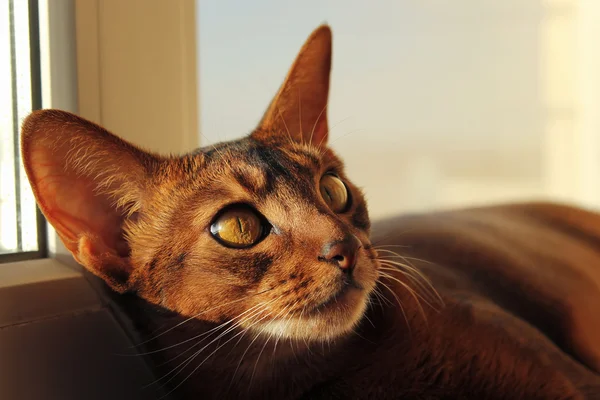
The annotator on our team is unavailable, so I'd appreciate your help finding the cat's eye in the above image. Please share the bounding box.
[320,173,349,213]
[210,205,267,248]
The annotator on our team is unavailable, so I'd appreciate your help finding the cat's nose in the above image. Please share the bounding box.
[320,235,361,272]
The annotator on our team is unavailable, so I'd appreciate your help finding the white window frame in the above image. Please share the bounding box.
[2,0,199,324]
[1,2,198,397]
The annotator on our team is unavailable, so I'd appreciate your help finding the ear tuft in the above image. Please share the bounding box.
[254,25,332,147]
[21,109,158,292]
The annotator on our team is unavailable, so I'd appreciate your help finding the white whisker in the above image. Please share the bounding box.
[377,280,411,336]
[298,90,303,144]
[151,298,277,391]
[378,258,443,308]
[136,287,274,347]
[378,270,428,323]
[375,249,443,307]
[158,303,275,399]
[276,107,295,145]
[378,263,441,310]
[309,103,328,145]
[155,299,274,366]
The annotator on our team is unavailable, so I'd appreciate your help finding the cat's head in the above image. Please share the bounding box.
[21,26,379,341]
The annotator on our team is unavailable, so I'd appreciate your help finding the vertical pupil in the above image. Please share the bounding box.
[211,206,266,248]
[323,187,333,204]
[320,175,349,212]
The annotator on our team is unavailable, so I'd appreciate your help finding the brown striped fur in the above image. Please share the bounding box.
[21,26,600,399]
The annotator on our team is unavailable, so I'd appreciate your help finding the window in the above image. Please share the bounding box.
[0,0,46,262]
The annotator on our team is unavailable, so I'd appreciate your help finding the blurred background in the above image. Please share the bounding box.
[2,0,600,255]
[199,0,600,220]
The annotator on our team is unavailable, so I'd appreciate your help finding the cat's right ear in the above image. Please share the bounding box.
[254,25,332,147]
[21,110,158,292]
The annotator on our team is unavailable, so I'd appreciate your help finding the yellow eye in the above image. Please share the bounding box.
[320,174,349,213]
[210,206,265,248]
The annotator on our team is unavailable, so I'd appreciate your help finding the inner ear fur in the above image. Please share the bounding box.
[21,109,160,292]
[255,25,332,147]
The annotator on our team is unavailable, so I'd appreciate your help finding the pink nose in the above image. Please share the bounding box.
[320,235,361,272]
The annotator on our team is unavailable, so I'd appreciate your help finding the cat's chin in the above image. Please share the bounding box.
[255,286,370,342]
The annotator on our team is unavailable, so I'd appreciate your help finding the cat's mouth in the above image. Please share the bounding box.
[253,254,378,342]
[255,275,372,342]
[308,278,363,315]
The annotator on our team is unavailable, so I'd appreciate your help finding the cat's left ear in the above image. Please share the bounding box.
[254,25,332,146]
[21,110,158,293]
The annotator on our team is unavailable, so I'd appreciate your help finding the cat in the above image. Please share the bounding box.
[21,25,600,399]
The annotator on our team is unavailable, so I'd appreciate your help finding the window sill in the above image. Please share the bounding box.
[0,258,102,328]
[0,258,168,399]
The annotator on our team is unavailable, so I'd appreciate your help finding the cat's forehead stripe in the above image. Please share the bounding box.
[231,165,268,195]
[197,137,325,203]
[245,141,319,197]
[285,146,321,169]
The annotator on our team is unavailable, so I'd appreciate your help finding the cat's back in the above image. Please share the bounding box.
[371,202,600,315]
[368,202,600,397]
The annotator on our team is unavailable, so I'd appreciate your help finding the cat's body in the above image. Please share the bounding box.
[347,203,600,399]
[20,26,600,399]
[113,202,600,400]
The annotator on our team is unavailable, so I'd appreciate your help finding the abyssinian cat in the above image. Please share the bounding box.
[21,26,600,399]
